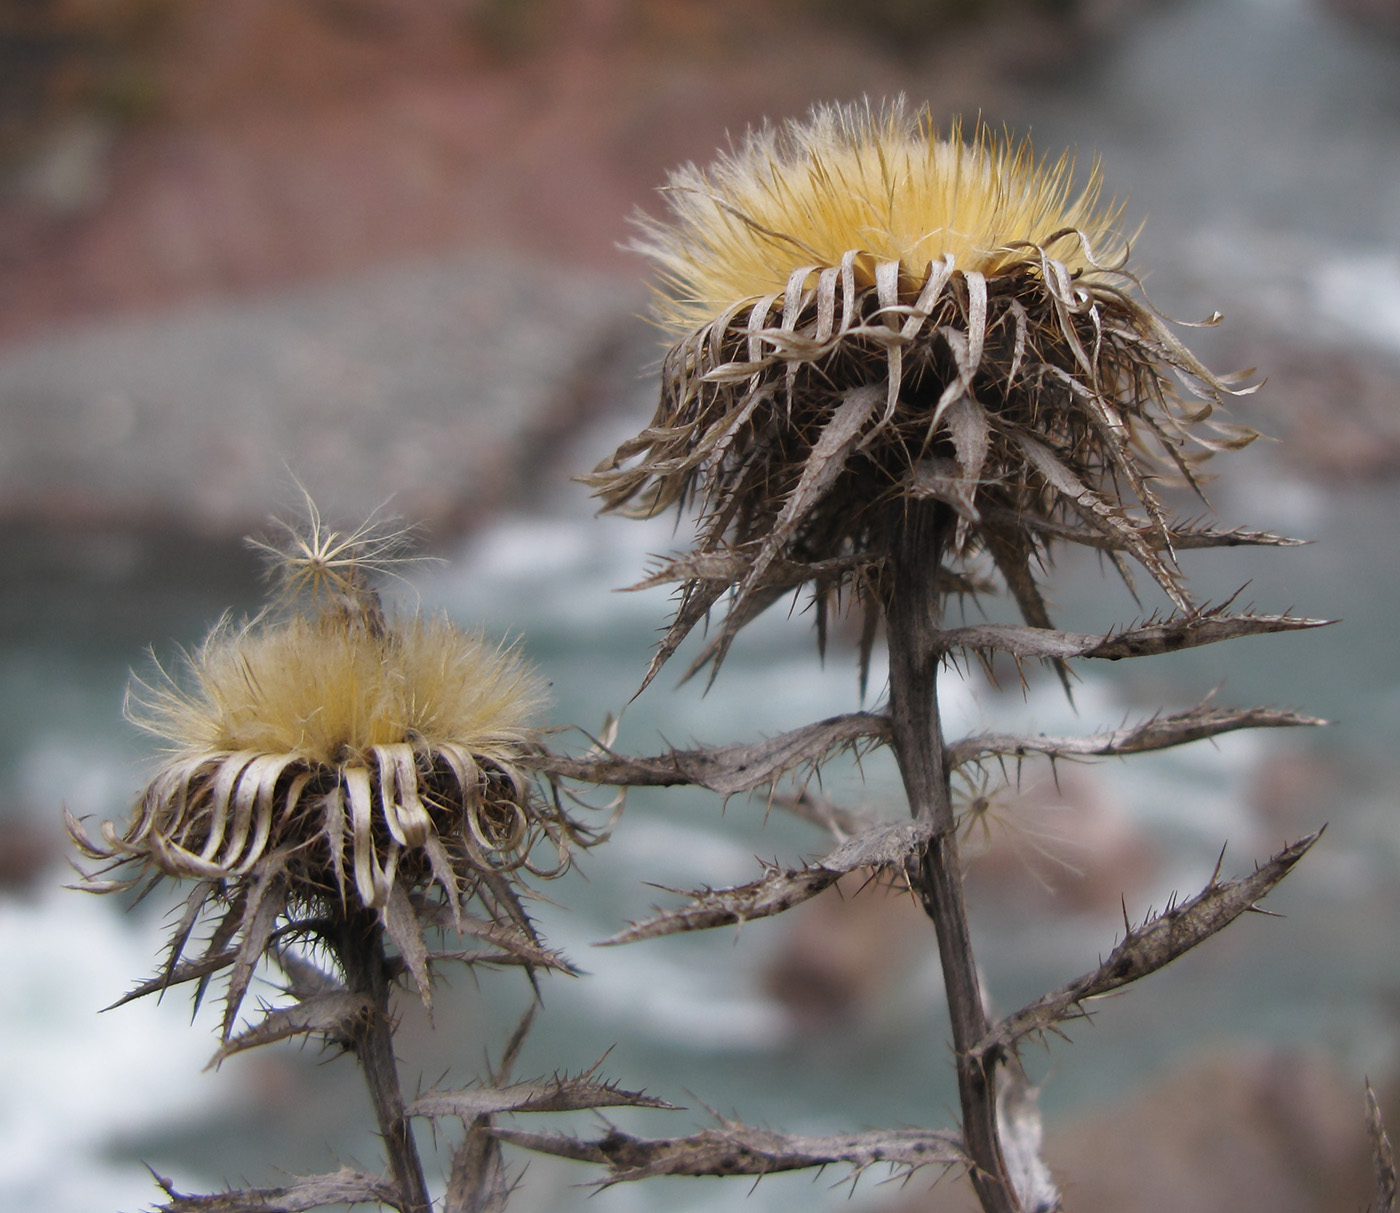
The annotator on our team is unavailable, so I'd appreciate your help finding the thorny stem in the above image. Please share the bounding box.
[335,910,432,1213]
[884,499,1021,1213]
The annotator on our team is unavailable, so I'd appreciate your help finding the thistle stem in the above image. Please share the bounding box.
[335,911,432,1213]
[884,500,1019,1213]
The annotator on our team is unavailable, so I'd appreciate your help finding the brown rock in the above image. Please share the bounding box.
[0,251,644,538]
[885,1048,1374,1213]
[762,873,928,1034]
[1233,341,1400,481]
[961,766,1159,918]
[0,0,1144,345]
[1047,1049,1373,1213]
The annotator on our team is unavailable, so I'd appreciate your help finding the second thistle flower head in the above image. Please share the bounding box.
[594,98,1255,685]
[71,501,576,1034]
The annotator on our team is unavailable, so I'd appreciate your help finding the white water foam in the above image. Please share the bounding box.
[0,880,232,1212]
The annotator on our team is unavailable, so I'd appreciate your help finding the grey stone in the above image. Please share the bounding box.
[0,250,645,538]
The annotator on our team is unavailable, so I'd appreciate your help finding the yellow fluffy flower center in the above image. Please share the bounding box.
[131,611,542,768]
[637,101,1127,334]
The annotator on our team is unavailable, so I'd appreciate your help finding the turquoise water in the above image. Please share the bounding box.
[4,0,1399,1208]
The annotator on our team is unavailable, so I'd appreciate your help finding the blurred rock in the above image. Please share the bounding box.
[1249,745,1346,841]
[1242,343,1400,480]
[0,817,59,891]
[961,766,1158,917]
[1323,0,1400,35]
[8,116,116,216]
[1046,1049,1373,1213]
[887,1048,1374,1213]
[761,874,929,1034]
[0,251,647,539]
[0,0,1150,345]
[0,0,1170,541]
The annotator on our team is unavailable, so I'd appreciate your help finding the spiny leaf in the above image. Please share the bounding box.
[735,385,883,616]
[602,867,842,945]
[413,908,577,973]
[492,1122,966,1185]
[443,1124,514,1213]
[973,832,1321,1059]
[384,880,432,1010]
[540,712,889,795]
[222,862,290,1041]
[946,703,1327,769]
[983,529,1073,698]
[986,507,1307,552]
[409,1076,676,1120]
[935,611,1334,665]
[637,578,728,695]
[425,947,578,974]
[209,991,371,1066]
[105,948,238,1011]
[1368,1080,1397,1213]
[150,1165,397,1212]
[628,549,863,594]
[600,817,935,944]
[1015,431,1187,611]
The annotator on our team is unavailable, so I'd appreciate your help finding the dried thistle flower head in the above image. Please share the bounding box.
[246,489,422,608]
[592,98,1257,687]
[70,502,581,1036]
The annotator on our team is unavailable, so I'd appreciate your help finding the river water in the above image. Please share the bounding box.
[4,0,1399,1209]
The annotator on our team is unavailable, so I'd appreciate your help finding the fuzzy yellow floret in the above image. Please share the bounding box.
[635,98,1127,334]
[129,611,544,768]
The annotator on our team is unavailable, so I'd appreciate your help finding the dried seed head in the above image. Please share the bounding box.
[593,98,1256,687]
[247,490,422,609]
[70,501,583,1034]
[952,765,1082,891]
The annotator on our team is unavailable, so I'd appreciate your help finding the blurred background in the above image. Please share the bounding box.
[1,0,1398,1210]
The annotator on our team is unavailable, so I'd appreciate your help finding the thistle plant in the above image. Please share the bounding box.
[525,99,1329,1210]
[69,501,661,1213]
